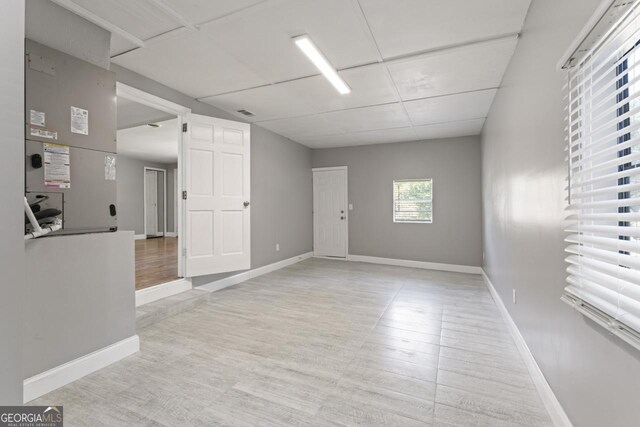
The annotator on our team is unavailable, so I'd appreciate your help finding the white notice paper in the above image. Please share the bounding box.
[105,154,116,181]
[30,127,57,140]
[70,106,88,135]
[43,143,71,188]
[30,110,45,127]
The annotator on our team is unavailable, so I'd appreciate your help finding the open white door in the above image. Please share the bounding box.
[183,114,251,277]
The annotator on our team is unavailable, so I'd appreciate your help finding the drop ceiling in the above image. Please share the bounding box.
[53,0,531,148]
[116,97,174,130]
[117,118,180,163]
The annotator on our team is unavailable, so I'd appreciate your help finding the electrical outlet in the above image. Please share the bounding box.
[512,289,517,304]
[276,243,280,252]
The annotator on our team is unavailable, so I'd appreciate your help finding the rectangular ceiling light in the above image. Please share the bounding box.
[293,35,351,95]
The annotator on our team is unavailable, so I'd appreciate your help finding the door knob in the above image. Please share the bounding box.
[244,201,250,207]
[340,216,345,220]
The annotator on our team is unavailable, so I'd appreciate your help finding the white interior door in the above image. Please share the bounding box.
[313,168,347,258]
[184,113,251,277]
[145,170,158,236]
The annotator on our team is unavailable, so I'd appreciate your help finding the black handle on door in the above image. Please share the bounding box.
[244,201,250,207]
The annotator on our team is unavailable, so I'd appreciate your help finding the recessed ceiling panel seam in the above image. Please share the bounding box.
[252,87,499,125]
[195,33,518,100]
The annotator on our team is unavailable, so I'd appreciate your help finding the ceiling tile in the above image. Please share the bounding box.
[72,0,178,40]
[413,119,485,140]
[203,65,398,122]
[161,0,265,26]
[324,103,410,134]
[358,0,530,58]
[112,26,271,98]
[404,89,497,126]
[114,0,381,97]
[195,0,380,83]
[387,38,518,101]
[257,115,336,138]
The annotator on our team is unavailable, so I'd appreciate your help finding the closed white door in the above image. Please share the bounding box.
[184,113,251,277]
[145,170,158,236]
[313,168,347,258]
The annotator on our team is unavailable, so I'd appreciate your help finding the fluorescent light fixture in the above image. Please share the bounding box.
[293,35,351,95]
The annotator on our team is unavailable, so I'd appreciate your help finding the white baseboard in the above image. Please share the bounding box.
[134,234,146,240]
[165,232,177,238]
[23,335,140,403]
[135,278,192,307]
[346,254,483,274]
[482,270,572,427]
[197,252,313,293]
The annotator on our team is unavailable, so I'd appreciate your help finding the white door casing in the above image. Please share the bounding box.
[184,113,251,277]
[145,170,158,236]
[313,167,348,258]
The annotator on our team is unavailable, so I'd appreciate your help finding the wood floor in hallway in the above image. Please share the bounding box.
[31,258,552,426]
[135,236,179,290]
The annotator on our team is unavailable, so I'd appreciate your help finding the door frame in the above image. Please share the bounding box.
[173,167,178,236]
[117,82,191,278]
[143,167,167,237]
[312,166,349,258]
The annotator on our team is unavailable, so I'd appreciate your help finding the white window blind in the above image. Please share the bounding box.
[565,0,640,348]
[393,179,432,223]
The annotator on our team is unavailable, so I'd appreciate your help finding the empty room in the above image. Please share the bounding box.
[2,0,640,426]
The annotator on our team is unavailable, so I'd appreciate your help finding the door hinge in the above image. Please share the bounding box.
[182,190,187,200]
[182,123,188,133]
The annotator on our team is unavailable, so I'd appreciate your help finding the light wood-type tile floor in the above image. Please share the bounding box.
[135,237,179,290]
[30,258,553,426]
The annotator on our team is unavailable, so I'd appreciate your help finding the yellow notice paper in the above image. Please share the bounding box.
[43,143,70,189]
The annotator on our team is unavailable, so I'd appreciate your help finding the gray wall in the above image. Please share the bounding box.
[481,1,640,426]
[0,0,24,405]
[117,155,176,235]
[24,232,135,378]
[25,0,110,69]
[23,0,136,386]
[312,137,482,267]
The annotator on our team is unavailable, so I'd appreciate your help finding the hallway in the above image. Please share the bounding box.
[31,259,551,426]
[135,237,178,290]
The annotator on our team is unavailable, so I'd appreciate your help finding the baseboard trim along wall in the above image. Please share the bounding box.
[165,232,177,238]
[23,335,140,403]
[135,278,192,307]
[134,234,146,240]
[482,270,572,427]
[197,252,313,293]
[347,254,483,274]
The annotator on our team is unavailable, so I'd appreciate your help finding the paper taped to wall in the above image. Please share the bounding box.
[30,127,57,140]
[30,109,45,127]
[105,154,116,181]
[43,143,70,189]
[70,106,88,135]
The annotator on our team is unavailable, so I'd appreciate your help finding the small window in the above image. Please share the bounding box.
[393,179,433,223]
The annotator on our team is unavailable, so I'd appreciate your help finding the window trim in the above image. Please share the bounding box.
[392,178,433,224]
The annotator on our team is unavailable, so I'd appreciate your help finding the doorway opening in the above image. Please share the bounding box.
[116,83,190,292]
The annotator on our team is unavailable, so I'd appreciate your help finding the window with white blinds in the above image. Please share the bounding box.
[564,0,640,348]
[393,179,433,223]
